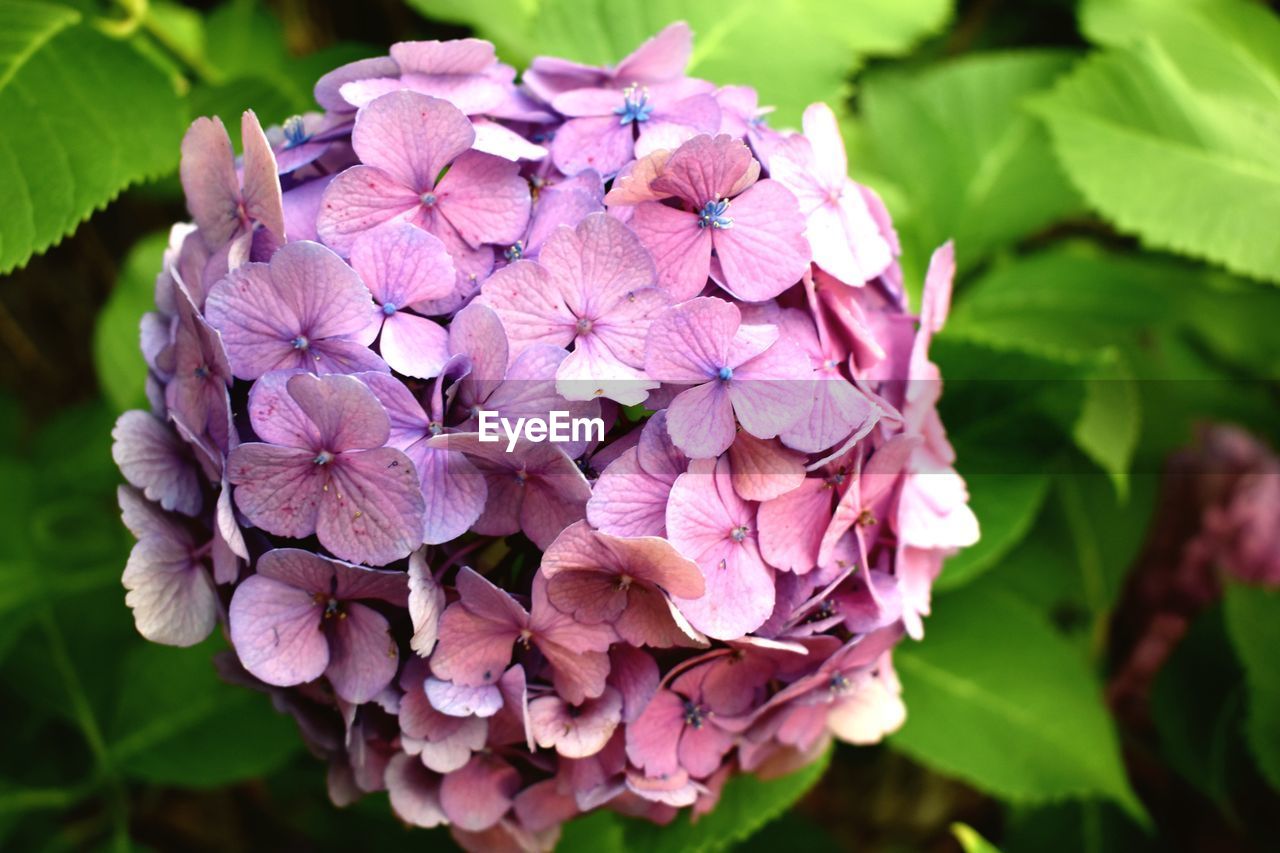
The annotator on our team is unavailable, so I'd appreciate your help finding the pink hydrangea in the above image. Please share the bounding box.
[111,23,978,851]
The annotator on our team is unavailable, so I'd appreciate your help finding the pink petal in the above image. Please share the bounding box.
[227,443,324,539]
[349,221,456,307]
[417,447,487,544]
[615,23,693,82]
[408,550,445,655]
[449,301,509,404]
[435,150,531,249]
[325,601,398,703]
[319,446,426,565]
[315,165,419,256]
[441,754,520,832]
[666,381,736,459]
[286,372,389,452]
[228,574,327,687]
[471,118,548,161]
[529,688,623,758]
[628,202,709,300]
[643,296,737,382]
[379,312,450,378]
[728,432,806,502]
[480,260,576,356]
[781,375,879,454]
[609,646,660,723]
[650,133,755,205]
[625,688,685,776]
[586,448,671,537]
[677,720,735,779]
[351,90,474,190]
[530,576,615,704]
[180,116,240,248]
[758,478,830,573]
[711,179,810,302]
[633,94,721,158]
[727,336,814,441]
[122,537,217,647]
[425,677,504,718]
[246,369,320,448]
[551,115,636,178]
[239,110,285,240]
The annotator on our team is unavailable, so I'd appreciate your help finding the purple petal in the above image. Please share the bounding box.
[386,751,448,828]
[349,221,456,308]
[711,179,810,302]
[179,116,240,248]
[325,601,398,703]
[227,443,324,539]
[287,372,390,452]
[122,536,217,647]
[320,446,426,565]
[352,90,474,190]
[529,688,623,758]
[426,677,504,718]
[228,574,327,687]
[408,549,445,656]
[112,411,203,516]
[240,110,285,240]
[440,754,519,832]
[315,165,419,256]
[434,150,531,249]
[628,202,709,300]
[379,312,450,378]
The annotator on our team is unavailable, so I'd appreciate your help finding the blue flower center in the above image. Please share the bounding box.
[614,85,653,125]
[381,302,397,316]
[717,366,734,381]
[292,335,310,351]
[313,450,333,466]
[193,364,209,379]
[504,240,524,262]
[419,192,438,208]
[427,421,443,436]
[682,699,707,729]
[730,524,749,542]
[697,198,733,230]
[282,115,310,148]
[829,673,851,693]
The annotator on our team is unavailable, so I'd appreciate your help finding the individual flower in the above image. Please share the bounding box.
[626,662,739,780]
[550,80,719,178]
[481,212,670,404]
[348,222,456,378]
[205,240,385,380]
[316,90,531,294]
[644,297,812,459]
[179,110,285,251]
[606,133,810,301]
[540,520,706,647]
[228,548,408,703]
[666,456,775,640]
[165,286,234,454]
[112,410,202,516]
[769,103,893,285]
[227,371,425,565]
[431,568,615,704]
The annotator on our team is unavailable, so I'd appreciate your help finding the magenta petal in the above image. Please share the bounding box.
[352,90,474,190]
[628,202,709,300]
[712,180,810,302]
[112,411,202,516]
[319,447,425,566]
[677,720,734,779]
[440,754,520,832]
[651,134,755,206]
[123,536,217,647]
[435,150,531,249]
[228,574,327,687]
[286,372,389,452]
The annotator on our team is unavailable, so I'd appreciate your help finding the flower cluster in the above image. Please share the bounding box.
[111,23,978,850]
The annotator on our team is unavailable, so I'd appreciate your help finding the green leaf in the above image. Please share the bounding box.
[1071,358,1139,497]
[856,50,1082,274]
[890,583,1142,817]
[409,0,953,126]
[953,822,1003,853]
[93,230,170,414]
[935,473,1050,591]
[107,637,301,787]
[1031,11,1280,283]
[0,0,185,274]
[560,747,831,853]
[1223,582,1280,792]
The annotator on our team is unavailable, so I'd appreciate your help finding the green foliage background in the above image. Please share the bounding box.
[1,0,1278,849]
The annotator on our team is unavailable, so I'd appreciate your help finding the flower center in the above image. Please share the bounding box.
[682,699,707,729]
[828,673,851,694]
[292,334,310,351]
[419,191,438,208]
[697,198,733,230]
[504,241,524,262]
[381,302,397,316]
[717,366,734,381]
[729,524,749,543]
[427,421,444,436]
[618,574,634,591]
[193,364,209,379]
[314,593,346,620]
[313,450,334,466]
[575,316,594,336]
[282,115,310,148]
[614,84,653,125]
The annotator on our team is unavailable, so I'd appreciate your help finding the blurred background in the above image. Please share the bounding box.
[2,0,1279,850]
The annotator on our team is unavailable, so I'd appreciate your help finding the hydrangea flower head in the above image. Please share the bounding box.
[112,23,978,849]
